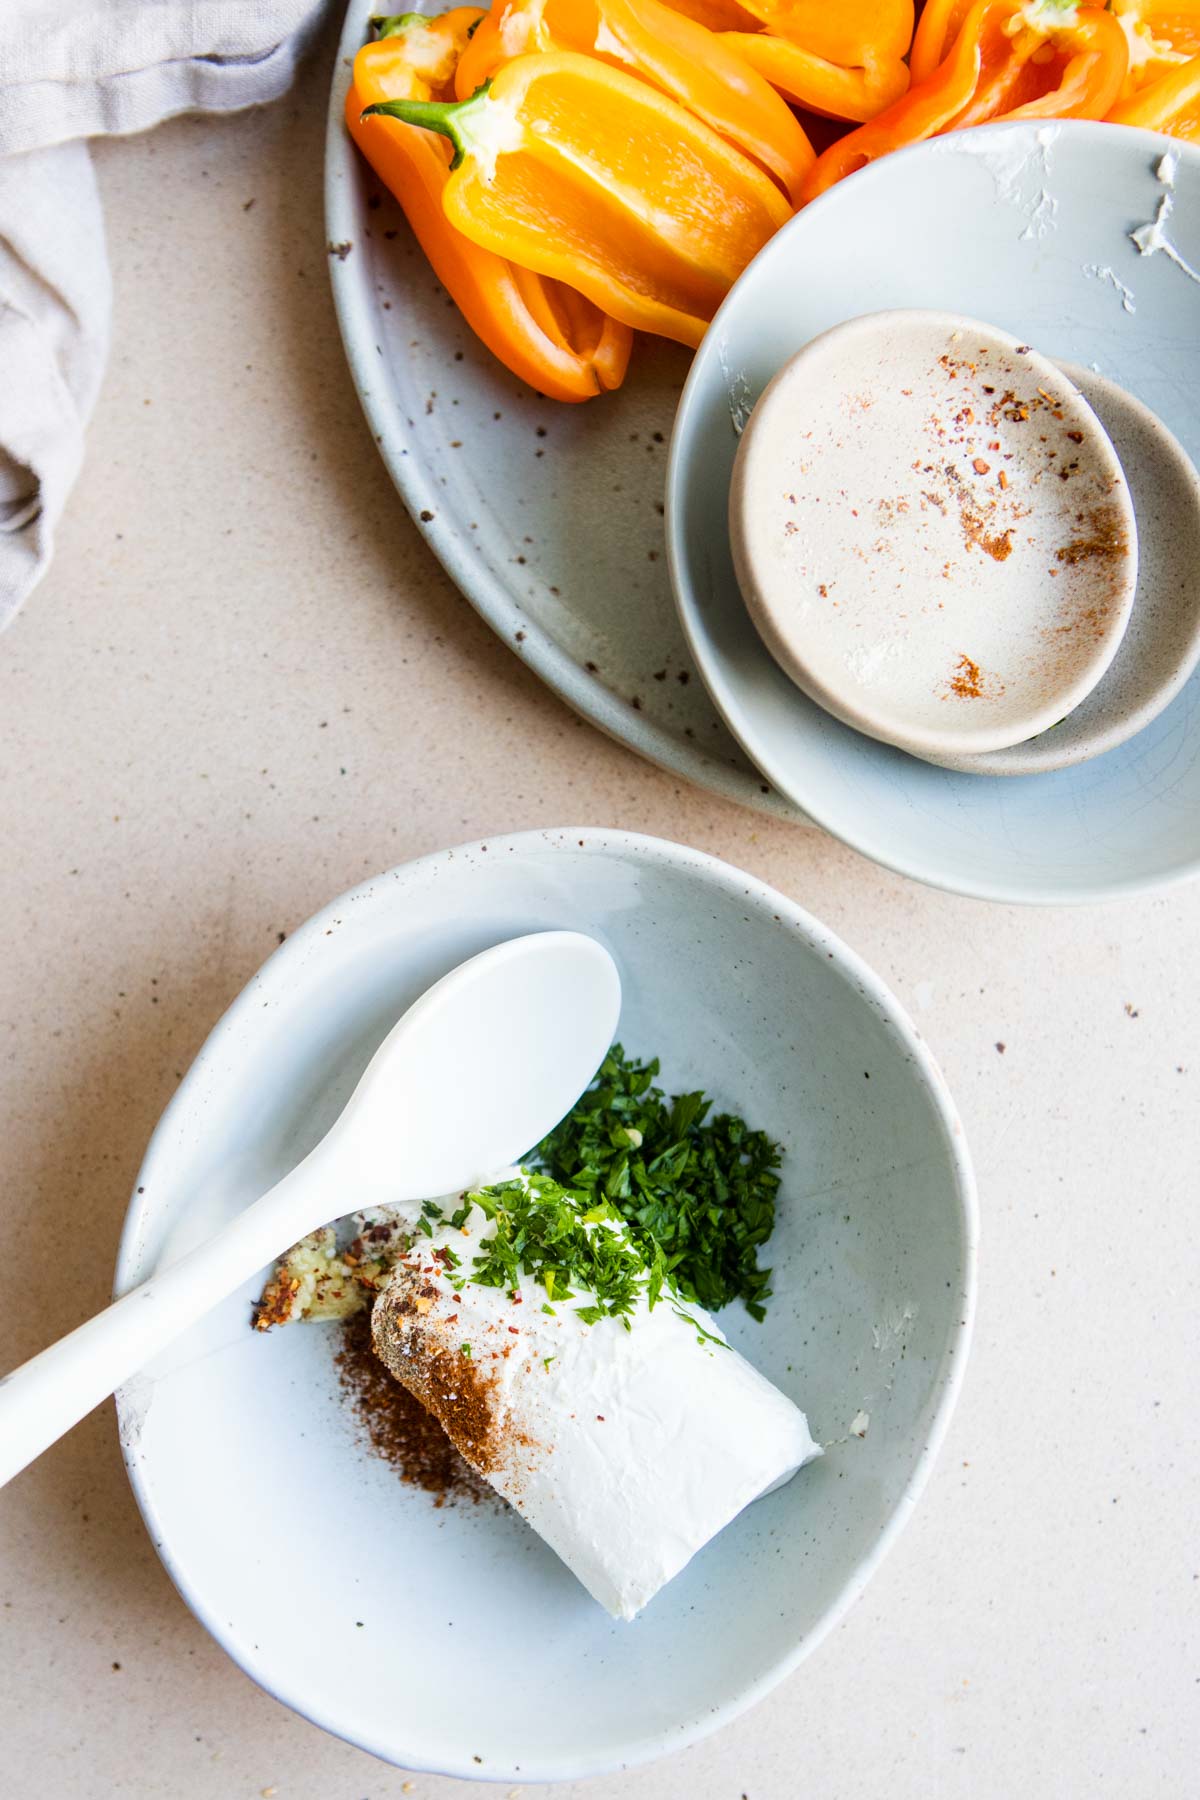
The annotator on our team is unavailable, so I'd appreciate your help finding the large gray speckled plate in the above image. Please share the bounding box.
[324,0,798,820]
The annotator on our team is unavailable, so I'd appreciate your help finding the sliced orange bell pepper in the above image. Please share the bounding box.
[652,0,763,28]
[1107,0,1200,98]
[910,0,1106,79]
[717,2,912,123]
[950,1,1128,128]
[720,30,911,121]
[363,49,793,348]
[734,0,914,64]
[803,0,1129,202]
[349,32,631,400]
[452,0,813,201]
[910,0,978,80]
[801,7,985,198]
[1108,49,1200,134]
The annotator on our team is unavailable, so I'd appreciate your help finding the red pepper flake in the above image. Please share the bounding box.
[972,458,991,475]
[1066,430,1084,443]
[596,1415,606,1422]
[508,1326,520,1335]
[998,470,1009,489]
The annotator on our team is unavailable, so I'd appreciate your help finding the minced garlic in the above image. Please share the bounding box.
[252,1210,411,1330]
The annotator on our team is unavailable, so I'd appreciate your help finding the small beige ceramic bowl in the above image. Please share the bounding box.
[729,310,1139,760]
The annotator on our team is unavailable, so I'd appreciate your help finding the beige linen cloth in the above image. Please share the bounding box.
[0,0,326,630]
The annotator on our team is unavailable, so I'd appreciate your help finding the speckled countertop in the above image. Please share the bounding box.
[1,20,1197,1800]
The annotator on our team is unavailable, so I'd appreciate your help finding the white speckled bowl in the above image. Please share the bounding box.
[114,829,975,1782]
[667,123,1200,902]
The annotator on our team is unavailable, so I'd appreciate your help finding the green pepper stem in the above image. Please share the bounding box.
[369,5,484,35]
[360,81,492,170]
[370,12,427,37]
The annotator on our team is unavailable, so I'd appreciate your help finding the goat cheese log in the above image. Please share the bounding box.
[371,1192,820,1619]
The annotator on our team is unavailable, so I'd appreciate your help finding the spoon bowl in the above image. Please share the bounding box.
[328,929,622,1199]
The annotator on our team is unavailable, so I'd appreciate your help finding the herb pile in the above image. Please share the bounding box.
[420,1175,663,1327]
[535,1046,781,1321]
[417,1046,782,1336]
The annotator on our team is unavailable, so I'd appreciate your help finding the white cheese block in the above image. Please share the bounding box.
[371,1188,820,1620]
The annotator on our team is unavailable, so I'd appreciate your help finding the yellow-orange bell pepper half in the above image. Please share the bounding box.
[454,10,505,96]
[720,30,911,121]
[349,33,631,400]
[803,0,1129,202]
[1108,49,1200,133]
[452,0,813,202]
[363,50,793,348]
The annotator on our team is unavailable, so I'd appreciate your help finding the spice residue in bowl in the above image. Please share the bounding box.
[1055,503,1130,570]
[335,1311,495,1507]
[943,653,1007,702]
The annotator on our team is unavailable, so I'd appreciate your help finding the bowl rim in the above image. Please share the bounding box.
[666,119,1200,906]
[113,826,979,1783]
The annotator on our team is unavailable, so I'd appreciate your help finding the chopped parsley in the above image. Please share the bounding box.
[420,1171,721,1348]
[533,1045,780,1320]
[462,1173,658,1331]
[416,1046,781,1343]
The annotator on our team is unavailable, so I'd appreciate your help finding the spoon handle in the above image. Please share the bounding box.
[0,1155,331,1489]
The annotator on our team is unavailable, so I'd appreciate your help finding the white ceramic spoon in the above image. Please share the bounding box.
[0,931,621,1489]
